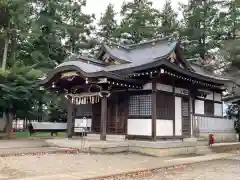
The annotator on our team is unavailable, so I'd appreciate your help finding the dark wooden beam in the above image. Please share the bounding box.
[100,96,107,141]
[172,82,176,137]
[238,102,240,142]
[67,99,73,138]
[152,81,157,141]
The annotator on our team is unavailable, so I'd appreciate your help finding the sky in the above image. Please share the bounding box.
[83,0,188,21]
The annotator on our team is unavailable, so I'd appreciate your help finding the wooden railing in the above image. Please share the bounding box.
[192,115,235,135]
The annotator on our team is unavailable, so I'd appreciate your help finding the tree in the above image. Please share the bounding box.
[222,0,240,141]
[97,3,118,42]
[20,0,68,70]
[118,0,161,44]
[0,0,33,70]
[61,0,95,55]
[180,0,225,60]
[0,64,44,137]
[221,0,240,71]
[46,96,67,122]
[159,0,179,37]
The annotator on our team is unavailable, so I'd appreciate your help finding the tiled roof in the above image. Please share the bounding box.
[41,37,233,86]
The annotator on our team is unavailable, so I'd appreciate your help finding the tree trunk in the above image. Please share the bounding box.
[232,1,236,39]
[202,0,207,58]
[5,111,13,138]
[2,36,9,70]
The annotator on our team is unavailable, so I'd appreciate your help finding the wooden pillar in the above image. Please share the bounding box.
[100,96,107,141]
[152,81,157,141]
[238,101,240,142]
[67,99,73,138]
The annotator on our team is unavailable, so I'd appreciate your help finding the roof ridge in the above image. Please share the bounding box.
[104,40,130,51]
[76,55,107,66]
[104,37,171,51]
[127,37,170,49]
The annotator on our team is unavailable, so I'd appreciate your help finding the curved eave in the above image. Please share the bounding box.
[113,58,233,85]
[223,95,240,103]
[163,60,233,85]
[37,65,142,87]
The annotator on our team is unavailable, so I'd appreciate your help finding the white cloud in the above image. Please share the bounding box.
[83,0,188,21]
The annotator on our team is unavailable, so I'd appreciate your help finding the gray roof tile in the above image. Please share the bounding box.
[56,60,104,73]
[45,38,232,85]
[190,62,231,81]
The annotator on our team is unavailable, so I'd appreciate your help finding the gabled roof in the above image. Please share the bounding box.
[40,37,234,86]
[96,37,179,65]
[103,38,176,63]
[189,60,230,81]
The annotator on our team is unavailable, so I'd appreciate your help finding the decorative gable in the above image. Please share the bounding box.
[168,52,184,69]
[168,52,176,63]
[102,53,110,62]
[102,52,121,65]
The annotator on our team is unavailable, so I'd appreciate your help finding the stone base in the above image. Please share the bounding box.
[199,132,237,143]
[211,142,240,153]
[183,137,198,142]
[129,146,197,157]
[86,134,126,141]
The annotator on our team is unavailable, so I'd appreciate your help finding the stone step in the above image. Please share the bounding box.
[196,145,210,150]
[196,141,209,146]
[86,134,126,141]
[196,145,213,155]
[197,137,206,141]
[196,149,213,155]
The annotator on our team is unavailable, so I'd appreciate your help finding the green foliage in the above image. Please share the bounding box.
[158,0,179,37]
[0,64,44,116]
[234,120,240,133]
[221,0,240,71]
[46,96,67,122]
[180,0,225,59]
[118,0,161,44]
[225,103,240,133]
[97,3,118,42]
[0,0,34,69]
[224,39,240,70]
[61,0,95,54]
[226,103,238,119]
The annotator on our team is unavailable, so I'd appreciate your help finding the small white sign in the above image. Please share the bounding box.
[74,118,92,132]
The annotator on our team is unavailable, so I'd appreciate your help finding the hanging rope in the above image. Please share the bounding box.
[65,92,101,105]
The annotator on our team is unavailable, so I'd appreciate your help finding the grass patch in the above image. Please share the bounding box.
[13,131,66,137]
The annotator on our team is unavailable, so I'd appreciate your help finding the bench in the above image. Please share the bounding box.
[31,122,67,136]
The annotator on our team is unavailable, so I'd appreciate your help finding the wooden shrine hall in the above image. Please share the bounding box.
[39,37,233,141]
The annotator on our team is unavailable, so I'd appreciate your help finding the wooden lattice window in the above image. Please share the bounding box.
[204,100,214,116]
[129,94,152,117]
[156,92,174,120]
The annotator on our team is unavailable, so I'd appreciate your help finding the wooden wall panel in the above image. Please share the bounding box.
[92,102,101,133]
[156,92,174,120]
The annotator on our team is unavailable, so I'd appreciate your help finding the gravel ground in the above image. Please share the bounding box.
[0,153,168,179]
[0,152,239,180]
[121,159,240,180]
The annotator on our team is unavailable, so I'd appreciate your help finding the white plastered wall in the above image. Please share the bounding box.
[175,96,182,136]
[194,100,204,114]
[127,119,152,136]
